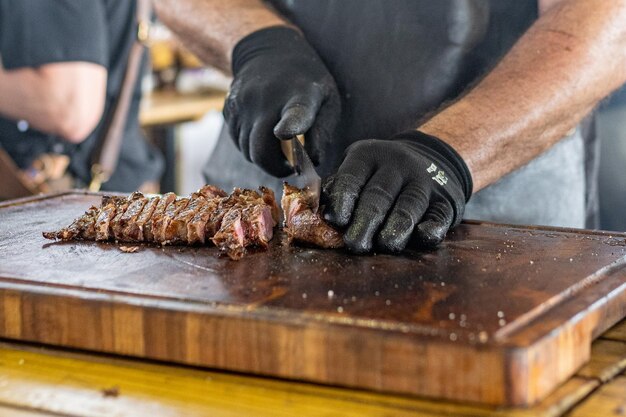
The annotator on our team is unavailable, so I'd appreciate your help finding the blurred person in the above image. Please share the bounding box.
[154,0,626,253]
[0,0,163,194]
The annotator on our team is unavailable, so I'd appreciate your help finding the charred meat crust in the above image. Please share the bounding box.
[43,185,280,260]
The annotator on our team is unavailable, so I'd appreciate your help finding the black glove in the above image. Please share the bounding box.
[225,26,341,177]
[322,131,472,253]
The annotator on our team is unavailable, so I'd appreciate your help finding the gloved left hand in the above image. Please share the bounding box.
[322,131,473,253]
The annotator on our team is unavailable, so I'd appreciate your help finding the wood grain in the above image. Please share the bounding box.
[0,339,612,417]
[576,339,626,382]
[568,376,626,417]
[603,319,626,342]
[0,192,625,406]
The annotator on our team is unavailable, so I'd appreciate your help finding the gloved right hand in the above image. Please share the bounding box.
[224,26,341,177]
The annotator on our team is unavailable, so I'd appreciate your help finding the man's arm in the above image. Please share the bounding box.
[0,62,106,143]
[420,0,626,192]
[153,0,291,73]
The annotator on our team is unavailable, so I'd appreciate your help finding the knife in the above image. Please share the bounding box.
[280,134,321,212]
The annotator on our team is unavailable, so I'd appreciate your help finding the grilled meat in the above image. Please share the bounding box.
[124,196,160,241]
[143,192,176,242]
[281,183,344,249]
[44,185,280,259]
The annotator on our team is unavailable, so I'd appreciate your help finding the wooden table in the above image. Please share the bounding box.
[0,319,622,416]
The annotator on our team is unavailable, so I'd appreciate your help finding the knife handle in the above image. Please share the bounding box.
[280,134,305,168]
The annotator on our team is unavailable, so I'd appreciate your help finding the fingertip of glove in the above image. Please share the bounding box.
[413,220,447,248]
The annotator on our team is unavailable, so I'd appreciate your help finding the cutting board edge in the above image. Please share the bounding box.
[2,280,623,406]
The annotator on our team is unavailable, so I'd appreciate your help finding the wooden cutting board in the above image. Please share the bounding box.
[0,192,624,406]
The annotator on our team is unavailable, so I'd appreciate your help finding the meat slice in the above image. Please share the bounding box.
[212,207,248,260]
[164,193,208,244]
[124,196,160,241]
[95,196,127,241]
[113,192,147,241]
[144,192,176,242]
[109,192,143,241]
[281,183,344,248]
[198,184,227,199]
[211,187,277,259]
[43,205,99,241]
[188,197,220,245]
[259,186,279,227]
[153,198,190,244]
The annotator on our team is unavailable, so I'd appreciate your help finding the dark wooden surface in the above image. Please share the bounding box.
[0,192,624,406]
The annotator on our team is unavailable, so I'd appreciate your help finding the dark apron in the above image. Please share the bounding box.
[204,0,590,228]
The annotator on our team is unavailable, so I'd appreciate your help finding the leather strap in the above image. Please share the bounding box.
[89,0,151,191]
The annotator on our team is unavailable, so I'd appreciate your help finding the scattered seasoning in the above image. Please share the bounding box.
[102,386,120,398]
[119,246,139,253]
[449,333,458,341]
[385,299,391,306]
[496,253,502,260]
[337,306,344,313]
[448,313,456,320]
[497,311,505,318]
[529,260,534,265]
[302,293,307,299]
[327,290,334,299]
[478,331,488,343]
[499,319,507,327]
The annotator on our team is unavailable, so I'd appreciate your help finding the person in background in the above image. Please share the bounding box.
[153,0,626,253]
[0,0,163,193]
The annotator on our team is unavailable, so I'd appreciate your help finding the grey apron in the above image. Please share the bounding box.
[204,0,591,228]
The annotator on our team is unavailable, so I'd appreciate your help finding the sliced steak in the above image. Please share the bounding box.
[114,192,147,241]
[43,205,99,241]
[211,206,248,260]
[259,186,279,226]
[154,198,190,244]
[188,197,221,245]
[281,183,344,249]
[94,196,127,241]
[43,185,279,259]
[164,193,208,244]
[109,192,143,241]
[144,192,176,242]
[124,196,160,241]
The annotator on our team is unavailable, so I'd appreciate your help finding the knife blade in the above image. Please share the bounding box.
[283,135,321,212]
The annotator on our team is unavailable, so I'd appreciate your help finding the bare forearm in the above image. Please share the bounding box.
[0,63,106,142]
[420,0,626,192]
[153,0,290,73]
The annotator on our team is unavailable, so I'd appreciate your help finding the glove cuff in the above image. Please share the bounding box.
[232,26,313,75]
[391,130,473,202]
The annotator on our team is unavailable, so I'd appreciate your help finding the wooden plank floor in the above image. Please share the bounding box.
[0,319,623,417]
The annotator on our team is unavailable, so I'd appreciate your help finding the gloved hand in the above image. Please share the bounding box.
[224,26,341,177]
[322,131,472,253]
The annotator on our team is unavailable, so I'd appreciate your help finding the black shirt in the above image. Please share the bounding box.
[0,0,163,191]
